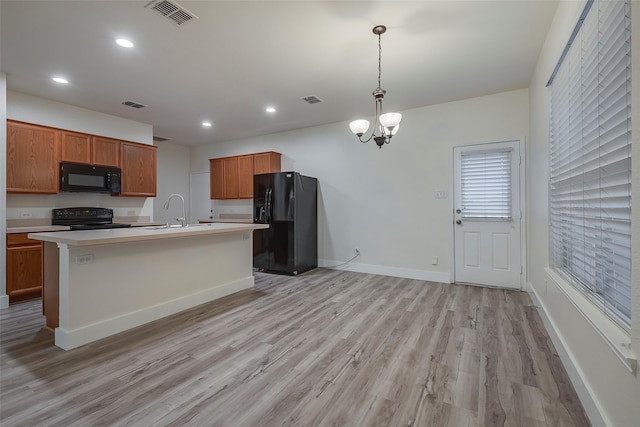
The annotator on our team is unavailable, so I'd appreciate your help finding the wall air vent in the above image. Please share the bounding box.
[153,136,169,142]
[121,100,146,109]
[301,95,323,105]
[145,0,198,26]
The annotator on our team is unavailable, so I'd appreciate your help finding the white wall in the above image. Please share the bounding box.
[5,91,155,221]
[191,89,529,282]
[154,141,191,225]
[528,1,640,426]
[7,91,152,144]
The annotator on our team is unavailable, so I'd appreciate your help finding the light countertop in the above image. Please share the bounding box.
[7,225,71,233]
[198,218,254,223]
[7,221,166,234]
[29,223,269,246]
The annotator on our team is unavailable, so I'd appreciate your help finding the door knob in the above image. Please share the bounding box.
[456,219,462,225]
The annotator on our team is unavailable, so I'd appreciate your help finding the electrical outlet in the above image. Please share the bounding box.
[431,256,438,265]
[75,254,94,265]
[20,211,33,218]
[127,210,136,216]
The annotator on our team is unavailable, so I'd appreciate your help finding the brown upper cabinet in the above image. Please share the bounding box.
[60,132,121,167]
[209,151,281,200]
[254,151,281,175]
[6,121,59,194]
[209,158,225,200]
[60,130,92,164]
[120,142,157,197]
[91,136,121,167]
[237,155,254,199]
[223,157,240,199]
[7,120,155,197]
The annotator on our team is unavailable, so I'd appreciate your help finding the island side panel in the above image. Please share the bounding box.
[42,241,60,330]
[55,230,254,350]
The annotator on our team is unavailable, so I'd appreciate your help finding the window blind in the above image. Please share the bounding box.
[460,148,512,220]
[549,0,632,330]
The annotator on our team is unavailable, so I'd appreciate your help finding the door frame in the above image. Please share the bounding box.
[449,137,527,291]
[189,170,211,224]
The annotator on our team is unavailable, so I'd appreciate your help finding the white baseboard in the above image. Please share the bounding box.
[527,281,607,427]
[0,295,9,309]
[55,276,255,350]
[318,259,451,284]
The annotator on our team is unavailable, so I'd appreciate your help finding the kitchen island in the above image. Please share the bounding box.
[29,223,268,350]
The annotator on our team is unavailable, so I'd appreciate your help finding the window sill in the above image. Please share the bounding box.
[544,267,637,376]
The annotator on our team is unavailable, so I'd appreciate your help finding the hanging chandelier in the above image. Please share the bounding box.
[349,25,402,149]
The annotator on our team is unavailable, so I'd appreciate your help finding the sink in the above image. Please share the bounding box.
[141,224,214,230]
[141,224,184,230]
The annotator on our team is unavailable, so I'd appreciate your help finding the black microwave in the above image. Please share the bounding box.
[59,162,121,195]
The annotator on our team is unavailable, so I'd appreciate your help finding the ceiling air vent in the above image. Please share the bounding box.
[145,0,198,26]
[301,95,323,105]
[153,136,169,142]
[121,100,146,109]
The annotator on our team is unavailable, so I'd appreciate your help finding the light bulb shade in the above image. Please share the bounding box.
[349,119,370,136]
[380,123,399,137]
[379,112,402,128]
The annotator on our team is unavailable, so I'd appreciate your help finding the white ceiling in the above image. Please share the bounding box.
[1,1,558,147]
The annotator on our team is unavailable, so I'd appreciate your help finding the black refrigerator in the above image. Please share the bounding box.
[253,172,318,275]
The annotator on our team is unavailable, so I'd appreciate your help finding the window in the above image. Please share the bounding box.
[548,0,632,330]
[460,148,512,220]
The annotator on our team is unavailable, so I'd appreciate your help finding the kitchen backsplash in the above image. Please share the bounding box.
[210,199,252,220]
[6,193,153,223]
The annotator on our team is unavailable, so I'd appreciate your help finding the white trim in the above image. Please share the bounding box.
[0,295,9,309]
[54,276,254,350]
[528,280,608,427]
[544,267,637,374]
[318,259,451,284]
[517,137,527,291]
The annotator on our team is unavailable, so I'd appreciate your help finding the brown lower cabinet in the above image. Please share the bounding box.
[6,233,43,303]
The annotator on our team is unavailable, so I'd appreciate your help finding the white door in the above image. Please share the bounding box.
[189,171,211,224]
[453,140,523,290]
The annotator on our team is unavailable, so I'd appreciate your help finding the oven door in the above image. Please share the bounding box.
[59,162,120,195]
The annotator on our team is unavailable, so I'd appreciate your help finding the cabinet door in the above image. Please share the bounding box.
[120,142,157,196]
[254,152,281,174]
[210,158,224,199]
[60,130,91,164]
[7,121,59,194]
[6,238,43,303]
[223,157,239,199]
[237,155,254,199]
[92,136,121,167]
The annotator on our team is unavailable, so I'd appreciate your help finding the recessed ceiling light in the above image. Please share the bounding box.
[52,77,69,84]
[116,38,134,48]
[202,121,212,127]
[265,107,276,113]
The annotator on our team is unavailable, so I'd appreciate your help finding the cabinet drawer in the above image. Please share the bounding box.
[7,233,41,247]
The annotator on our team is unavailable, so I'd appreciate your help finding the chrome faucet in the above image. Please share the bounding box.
[163,193,186,227]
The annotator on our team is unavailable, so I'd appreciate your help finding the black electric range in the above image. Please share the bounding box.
[52,207,132,231]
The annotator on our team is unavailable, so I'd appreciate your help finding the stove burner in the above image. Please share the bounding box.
[52,207,131,231]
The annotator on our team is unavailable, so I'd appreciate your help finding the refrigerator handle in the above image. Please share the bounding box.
[266,188,272,223]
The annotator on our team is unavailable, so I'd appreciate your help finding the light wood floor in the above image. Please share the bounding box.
[0,269,589,427]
